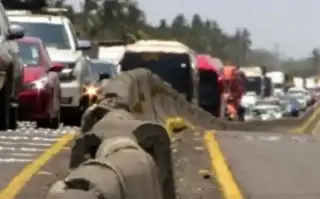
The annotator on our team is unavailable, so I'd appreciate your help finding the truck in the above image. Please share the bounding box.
[293,77,304,88]
[97,40,127,64]
[221,65,245,120]
[239,66,272,98]
[266,71,285,95]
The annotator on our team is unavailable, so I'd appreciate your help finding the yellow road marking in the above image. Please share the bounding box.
[293,106,320,134]
[204,131,244,199]
[0,132,75,199]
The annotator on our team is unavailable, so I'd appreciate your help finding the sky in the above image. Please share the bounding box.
[66,0,320,59]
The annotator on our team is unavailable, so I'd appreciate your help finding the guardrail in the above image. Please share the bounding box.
[46,69,320,198]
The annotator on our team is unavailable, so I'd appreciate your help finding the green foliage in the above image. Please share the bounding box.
[49,0,320,77]
[54,0,253,64]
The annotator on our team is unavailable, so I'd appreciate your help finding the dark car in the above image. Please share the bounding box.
[80,59,118,106]
[17,36,63,128]
[87,59,118,83]
[279,95,300,117]
[0,3,24,130]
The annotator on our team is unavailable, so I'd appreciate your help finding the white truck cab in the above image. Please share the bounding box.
[7,9,92,124]
[240,66,265,98]
[266,71,285,95]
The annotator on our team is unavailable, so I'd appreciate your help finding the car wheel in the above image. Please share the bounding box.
[61,107,82,126]
[0,79,10,130]
[49,112,60,129]
[291,110,299,117]
[36,118,49,128]
[9,106,18,130]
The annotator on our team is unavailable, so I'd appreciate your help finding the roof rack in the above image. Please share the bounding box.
[6,7,68,16]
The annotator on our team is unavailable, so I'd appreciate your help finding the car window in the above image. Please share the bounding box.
[121,52,193,100]
[17,42,41,66]
[89,61,116,76]
[12,22,71,49]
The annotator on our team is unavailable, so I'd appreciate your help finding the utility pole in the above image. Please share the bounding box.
[274,42,280,70]
[312,48,320,74]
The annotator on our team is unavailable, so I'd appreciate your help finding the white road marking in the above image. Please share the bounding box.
[0,146,45,152]
[0,152,34,157]
[0,141,52,147]
[0,122,77,164]
[0,135,58,142]
[0,158,33,163]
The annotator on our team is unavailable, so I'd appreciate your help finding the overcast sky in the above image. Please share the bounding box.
[66,0,320,59]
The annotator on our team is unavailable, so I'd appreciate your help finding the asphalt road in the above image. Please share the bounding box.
[0,122,77,199]
[216,130,320,199]
[3,121,320,199]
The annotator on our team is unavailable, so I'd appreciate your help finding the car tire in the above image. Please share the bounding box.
[0,79,10,130]
[9,106,18,130]
[36,118,49,128]
[61,107,82,126]
[49,113,60,129]
[291,110,299,117]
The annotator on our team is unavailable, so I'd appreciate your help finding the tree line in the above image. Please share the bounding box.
[49,0,251,65]
[50,0,318,77]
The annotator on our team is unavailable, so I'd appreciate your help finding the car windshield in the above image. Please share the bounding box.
[120,52,193,100]
[12,22,71,49]
[288,90,304,95]
[295,95,305,100]
[246,76,261,95]
[274,83,283,88]
[89,61,115,76]
[17,41,41,66]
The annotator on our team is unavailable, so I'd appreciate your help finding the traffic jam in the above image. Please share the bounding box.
[0,0,319,161]
[0,1,121,166]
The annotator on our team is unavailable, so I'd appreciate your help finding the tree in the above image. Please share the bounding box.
[55,0,253,63]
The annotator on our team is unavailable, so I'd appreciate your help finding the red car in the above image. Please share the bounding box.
[17,36,63,129]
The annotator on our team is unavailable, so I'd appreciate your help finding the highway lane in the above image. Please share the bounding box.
[0,122,77,198]
[215,130,320,199]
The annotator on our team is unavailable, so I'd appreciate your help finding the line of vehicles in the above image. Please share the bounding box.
[0,0,318,131]
[241,69,318,121]
[0,1,119,130]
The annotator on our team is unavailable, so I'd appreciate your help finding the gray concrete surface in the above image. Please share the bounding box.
[172,129,222,199]
[216,130,320,199]
[0,122,76,192]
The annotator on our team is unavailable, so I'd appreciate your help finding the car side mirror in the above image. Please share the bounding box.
[6,25,24,40]
[77,39,91,50]
[49,62,65,72]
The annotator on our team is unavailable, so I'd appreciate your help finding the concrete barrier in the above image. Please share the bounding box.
[48,68,320,198]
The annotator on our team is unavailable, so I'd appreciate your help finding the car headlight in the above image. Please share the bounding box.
[84,85,100,96]
[59,66,76,82]
[25,77,48,90]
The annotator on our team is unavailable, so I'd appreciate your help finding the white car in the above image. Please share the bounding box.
[241,92,259,108]
[294,94,308,110]
[288,87,312,105]
[8,9,92,124]
[253,105,283,121]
